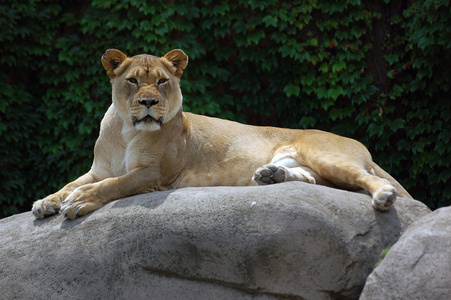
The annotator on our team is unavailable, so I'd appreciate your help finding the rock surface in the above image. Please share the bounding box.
[0,182,430,300]
[360,205,451,300]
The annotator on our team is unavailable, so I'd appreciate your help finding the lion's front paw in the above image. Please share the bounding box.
[32,196,62,219]
[372,185,397,211]
[253,164,287,185]
[60,185,103,219]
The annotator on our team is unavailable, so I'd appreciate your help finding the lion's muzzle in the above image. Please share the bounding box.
[130,95,165,130]
[132,115,164,126]
[139,98,159,108]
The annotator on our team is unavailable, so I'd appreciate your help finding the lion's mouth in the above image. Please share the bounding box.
[132,115,164,126]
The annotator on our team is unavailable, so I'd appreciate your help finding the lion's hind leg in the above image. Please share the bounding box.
[252,148,317,185]
[252,164,316,185]
[313,160,398,211]
[356,169,397,211]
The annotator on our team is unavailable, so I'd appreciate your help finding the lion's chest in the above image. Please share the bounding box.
[108,145,127,177]
[110,132,187,186]
[103,133,144,177]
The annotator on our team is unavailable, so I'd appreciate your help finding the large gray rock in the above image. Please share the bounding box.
[0,182,430,300]
[360,205,451,300]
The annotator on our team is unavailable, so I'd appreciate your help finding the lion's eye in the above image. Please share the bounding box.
[158,78,168,85]
[127,77,138,84]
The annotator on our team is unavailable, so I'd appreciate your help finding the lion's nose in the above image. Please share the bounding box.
[139,99,159,108]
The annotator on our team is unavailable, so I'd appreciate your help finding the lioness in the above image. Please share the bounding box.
[32,49,412,219]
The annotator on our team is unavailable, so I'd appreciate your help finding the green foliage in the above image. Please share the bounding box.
[1,0,450,218]
[374,245,393,269]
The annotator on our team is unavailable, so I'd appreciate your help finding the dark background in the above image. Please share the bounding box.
[1,0,450,218]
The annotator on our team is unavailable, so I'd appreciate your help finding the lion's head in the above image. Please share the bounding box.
[101,49,188,131]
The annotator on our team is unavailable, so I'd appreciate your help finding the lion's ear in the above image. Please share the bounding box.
[163,49,188,77]
[101,49,128,79]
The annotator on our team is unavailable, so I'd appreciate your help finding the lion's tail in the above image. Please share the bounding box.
[371,162,413,199]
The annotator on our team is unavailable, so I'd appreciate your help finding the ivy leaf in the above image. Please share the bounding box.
[317,86,328,99]
[262,15,278,27]
[283,84,301,97]
[332,61,346,73]
[301,73,315,86]
[247,29,265,45]
[328,86,343,100]
[392,85,403,97]
[329,108,342,121]
[389,118,405,132]
[319,63,329,73]
[418,36,431,50]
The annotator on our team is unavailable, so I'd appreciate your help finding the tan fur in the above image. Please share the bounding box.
[32,49,412,219]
